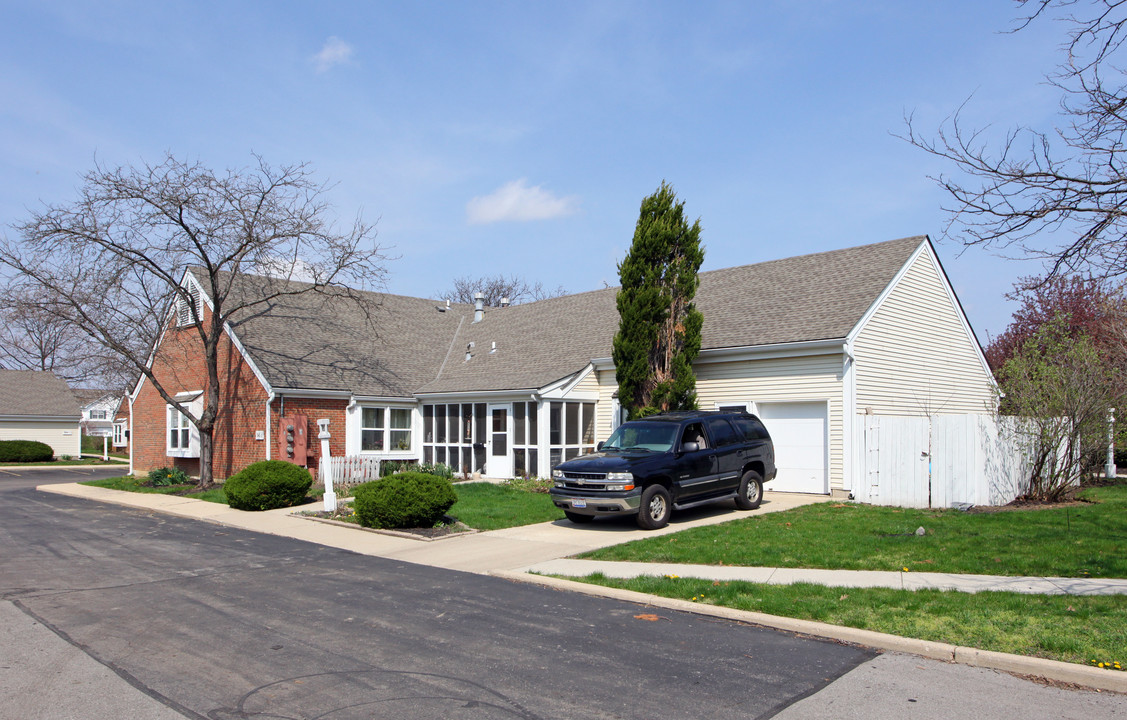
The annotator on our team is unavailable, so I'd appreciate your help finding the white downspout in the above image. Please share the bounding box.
[128,394,135,476]
[265,390,275,460]
[842,340,856,497]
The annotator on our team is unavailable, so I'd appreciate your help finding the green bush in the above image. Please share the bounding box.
[0,439,54,462]
[148,466,190,486]
[506,476,554,493]
[378,460,454,479]
[224,460,313,511]
[352,471,458,529]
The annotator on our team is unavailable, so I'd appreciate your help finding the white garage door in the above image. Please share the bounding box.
[757,402,828,494]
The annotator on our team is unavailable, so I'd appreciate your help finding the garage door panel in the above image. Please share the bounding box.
[758,402,827,494]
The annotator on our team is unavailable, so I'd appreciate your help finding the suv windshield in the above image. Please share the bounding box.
[601,422,679,453]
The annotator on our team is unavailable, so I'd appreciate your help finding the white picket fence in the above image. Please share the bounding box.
[318,456,382,496]
[854,414,1042,508]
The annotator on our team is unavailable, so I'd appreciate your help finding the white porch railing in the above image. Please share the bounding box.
[318,455,381,497]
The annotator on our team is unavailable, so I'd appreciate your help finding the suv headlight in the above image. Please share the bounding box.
[552,468,565,485]
[605,471,634,491]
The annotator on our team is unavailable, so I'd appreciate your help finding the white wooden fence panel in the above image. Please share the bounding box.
[858,414,1035,508]
[861,416,929,507]
[319,456,382,496]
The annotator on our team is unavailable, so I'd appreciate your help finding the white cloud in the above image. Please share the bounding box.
[311,37,353,73]
[465,179,580,225]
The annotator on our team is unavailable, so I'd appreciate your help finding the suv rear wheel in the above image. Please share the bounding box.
[735,470,763,510]
[637,485,672,529]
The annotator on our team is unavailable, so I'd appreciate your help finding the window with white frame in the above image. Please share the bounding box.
[167,405,196,456]
[360,406,413,452]
[89,409,108,420]
[113,422,127,447]
[422,403,487,475]
[548,401,596,468]
[512,401,539,478]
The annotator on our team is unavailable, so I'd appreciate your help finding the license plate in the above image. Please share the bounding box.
[572,499,587,508]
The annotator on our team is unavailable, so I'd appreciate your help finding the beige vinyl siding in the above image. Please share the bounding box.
[565,369,599,397]
[696,353,845,490]
[0,419,82,458]
[853,251,996,416]
[595,368,619,439]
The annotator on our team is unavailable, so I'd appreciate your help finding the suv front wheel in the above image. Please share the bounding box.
[637,485,672,529]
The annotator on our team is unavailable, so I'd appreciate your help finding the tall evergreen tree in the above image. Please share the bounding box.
[613,181,705,419]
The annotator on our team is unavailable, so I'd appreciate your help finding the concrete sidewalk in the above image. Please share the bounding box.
[525,558,1127,595]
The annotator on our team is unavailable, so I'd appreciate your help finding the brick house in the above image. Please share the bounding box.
[128,236,996,497]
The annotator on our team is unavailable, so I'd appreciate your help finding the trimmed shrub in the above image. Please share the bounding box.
[0,439,54,463]
[224,460,313,511]
[352,472,458,529]
[148,466,190,486]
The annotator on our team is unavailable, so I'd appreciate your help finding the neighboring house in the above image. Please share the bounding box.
[129,235,996,498]
[112,395,130,455]
[76,389,119,439]
[0,370,82,458]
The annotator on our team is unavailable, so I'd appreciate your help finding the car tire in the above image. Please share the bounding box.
[735,470,763,510]
[564,510,594,524]
[636,485,672,530]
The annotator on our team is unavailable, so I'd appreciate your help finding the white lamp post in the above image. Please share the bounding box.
[1106,408,1117,479]
[318,418,335,511]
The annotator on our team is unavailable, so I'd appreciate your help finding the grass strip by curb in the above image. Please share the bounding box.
[570,572,1127,671]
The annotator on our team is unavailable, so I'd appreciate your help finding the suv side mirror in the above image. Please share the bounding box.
[596,441,604,451]
[681,441,699,453]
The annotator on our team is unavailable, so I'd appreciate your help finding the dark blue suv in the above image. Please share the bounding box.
[549,411,776,529]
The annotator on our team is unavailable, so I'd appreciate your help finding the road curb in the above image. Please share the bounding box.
[493,570,1127,694]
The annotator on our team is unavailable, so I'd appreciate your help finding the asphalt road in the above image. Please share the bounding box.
[1,468,875,719]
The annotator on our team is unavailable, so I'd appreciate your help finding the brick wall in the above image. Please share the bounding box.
[269,397,349,480]
[132,303,271,480]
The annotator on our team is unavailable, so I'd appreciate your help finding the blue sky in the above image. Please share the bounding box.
[1,1,1068,343]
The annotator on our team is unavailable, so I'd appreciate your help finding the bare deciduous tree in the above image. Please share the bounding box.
[906,0,1127,281]
[0,154,386,487]
[440,274,565,307]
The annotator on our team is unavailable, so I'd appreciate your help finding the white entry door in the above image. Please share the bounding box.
[486,404,512,478]
[757,401,828,494]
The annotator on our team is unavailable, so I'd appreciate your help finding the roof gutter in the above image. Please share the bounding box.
[270,387,353,399]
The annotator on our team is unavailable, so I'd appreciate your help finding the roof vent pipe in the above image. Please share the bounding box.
[473,292,485,323]
[499,297,510,308]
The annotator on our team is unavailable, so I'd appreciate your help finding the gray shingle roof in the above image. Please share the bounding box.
[0,370,82,417]
[214,236,926,397]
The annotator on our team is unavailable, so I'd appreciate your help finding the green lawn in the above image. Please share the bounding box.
[449,482,563,530]
[575,574,1126,670]
[580,480,1127,578]
[80,475,227,503]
